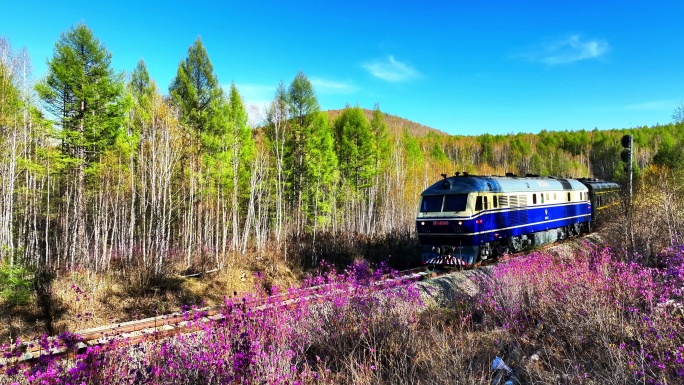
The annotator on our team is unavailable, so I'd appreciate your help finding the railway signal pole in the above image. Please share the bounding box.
[621,134,635,253]
[621,134,633,201]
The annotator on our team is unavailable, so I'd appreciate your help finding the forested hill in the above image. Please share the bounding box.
[325,109,448,137]
[329,109,683,182]
[408,123,684,180]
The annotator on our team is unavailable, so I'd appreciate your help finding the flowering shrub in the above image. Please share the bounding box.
[2,260,422,384]
[475,243,684,384]
[4,246,683,384]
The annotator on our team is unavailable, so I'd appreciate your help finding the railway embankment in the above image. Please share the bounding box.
[417,232,605,307]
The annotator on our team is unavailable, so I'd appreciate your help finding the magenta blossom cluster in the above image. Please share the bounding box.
[2,260,421,384]
[476,243,684,383]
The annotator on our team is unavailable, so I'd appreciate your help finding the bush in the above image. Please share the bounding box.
[5,246,683,384]
[474,244,684,383]
[0,260,32,308]
[2,260,424,384]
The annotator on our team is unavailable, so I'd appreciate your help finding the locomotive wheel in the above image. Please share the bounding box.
[558,227,566,240]
[573,223,582,236]
[510,236,523,252]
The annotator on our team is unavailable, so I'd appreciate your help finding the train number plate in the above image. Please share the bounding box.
[433,220,449,226]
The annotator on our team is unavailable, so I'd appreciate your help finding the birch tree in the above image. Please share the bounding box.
[0,38,22,265]
[265,83,288,248]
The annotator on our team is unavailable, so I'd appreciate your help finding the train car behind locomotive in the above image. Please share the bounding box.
[416,173,618,266]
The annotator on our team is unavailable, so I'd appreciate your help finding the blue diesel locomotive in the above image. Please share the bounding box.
[416,173,619,265]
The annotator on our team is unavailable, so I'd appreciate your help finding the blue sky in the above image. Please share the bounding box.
[3,0,683,135]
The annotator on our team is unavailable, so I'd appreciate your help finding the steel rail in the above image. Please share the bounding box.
[2,265,446,366]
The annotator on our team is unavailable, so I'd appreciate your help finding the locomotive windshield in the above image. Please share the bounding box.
[444,194,467,212]
[420,194,468,213]
[421,196,443,212]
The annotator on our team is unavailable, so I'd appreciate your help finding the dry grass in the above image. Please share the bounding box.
[0,252,301,343]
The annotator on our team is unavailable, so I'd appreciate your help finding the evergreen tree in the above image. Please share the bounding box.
[37,24,125,158]
[305,112,338,227]
[333,106,374,190]
[228,82,256,193]
[286,72,320,233]
[477,133,494,166]
[288,71,319,129]
[169,37,231,261]
[402,129,423,166]
[131,59,153,102]
[129,59,154,125]
[529,153,547,175]
[169,37,222,135]
[431,143,448,162]
[369,104,391,175]
[36,24,125,266]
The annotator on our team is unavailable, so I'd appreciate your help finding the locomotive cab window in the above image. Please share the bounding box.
[532,194,537,205]
[493,196,498,208]
[475,196,483,211]
[567,192,571,202]
[421,196,443,212]
[443,194,468,212]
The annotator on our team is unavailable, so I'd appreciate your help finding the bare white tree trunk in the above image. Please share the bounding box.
[241,150,266,254]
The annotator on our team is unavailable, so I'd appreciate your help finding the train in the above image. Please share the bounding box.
[416,173,620,266]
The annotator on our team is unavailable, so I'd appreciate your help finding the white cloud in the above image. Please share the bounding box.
[362,55,420,82]
[310,77,356,94]
[523,35,609,65]
[233,83,275,104]
[624,100,674,111]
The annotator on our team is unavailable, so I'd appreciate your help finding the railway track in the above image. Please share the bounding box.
[2,264,450,366]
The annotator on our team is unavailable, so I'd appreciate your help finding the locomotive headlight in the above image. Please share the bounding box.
[458,221,462,225]
[421,222,425,226]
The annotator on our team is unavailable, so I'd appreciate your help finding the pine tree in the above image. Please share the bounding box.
[169,37,228,264]
[369,104,390,174]
[333,106,374,190]
[129,59,154,134]
[305,112,338,230]
[286,72,320,234]
[36,24,125,267]
[169,37,222,136]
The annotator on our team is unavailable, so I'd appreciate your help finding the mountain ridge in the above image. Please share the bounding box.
[324,108,448,137]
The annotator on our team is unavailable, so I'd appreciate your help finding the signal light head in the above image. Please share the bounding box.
[620,149,631,163]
